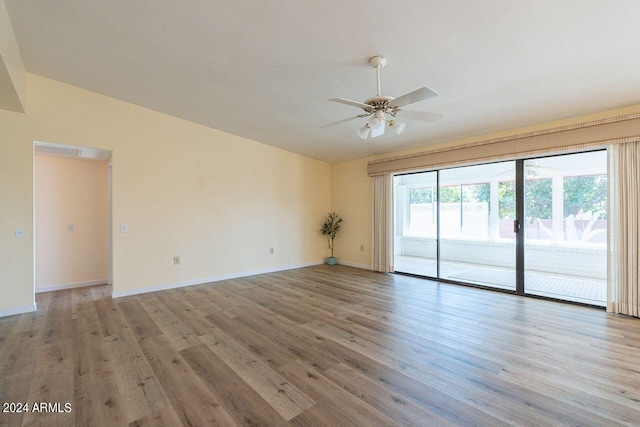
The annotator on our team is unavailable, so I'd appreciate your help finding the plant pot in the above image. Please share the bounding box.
[326,257,337,266]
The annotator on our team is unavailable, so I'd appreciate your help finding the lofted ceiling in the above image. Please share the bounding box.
[5,1,640,163]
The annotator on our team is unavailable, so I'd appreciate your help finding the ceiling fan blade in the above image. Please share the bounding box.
[396,109,444,122]
[319,115,361,128]
[371,121,385,138]
[390,87,438,108]
[328,97,372,110]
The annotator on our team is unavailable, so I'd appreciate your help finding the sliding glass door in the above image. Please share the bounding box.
[523,151,607,306]
[394,172,438,277]
[394,161,517,290]
[438,162,516,290]
[393,150,607,306]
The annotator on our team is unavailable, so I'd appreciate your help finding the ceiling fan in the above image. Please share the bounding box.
[321,56,443,139]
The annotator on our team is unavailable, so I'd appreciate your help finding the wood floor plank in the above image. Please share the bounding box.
[0,331,42,427]
[13,292,50,335]
[499,362,640,422]
[21,339,75,427]
[74,366,128,427]
[90,284,112,301]
[313,338,512,427]
[322,363,458,427]
[215,296,333,357]
[128,406,184,427]
[106,331,172,424]
[1,265,640,426]
[157,292,219,336]
[280,359,400,426]
[0,312,20,341]
[94,298,129,337]
[137,296,201,351]
[301,319,433,378]
[139,335,237,426]
[72,306,112,377]
[198,329,316,420]
[180,343,289,427]
[201,306,297,370]
[41,290,72,345]
[71,286,96,319]
[117,299,162,340]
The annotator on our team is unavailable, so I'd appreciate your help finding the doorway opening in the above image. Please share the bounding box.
[33,141,113,294]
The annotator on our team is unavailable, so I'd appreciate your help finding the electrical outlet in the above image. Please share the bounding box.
[68,224,74,231]
[269,247,274,255]
[360,244,364,252]
[15,228,25,238]
[120,224,128,233]
[173,256,180,265]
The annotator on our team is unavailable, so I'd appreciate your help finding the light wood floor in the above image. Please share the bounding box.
[1,265,640,426]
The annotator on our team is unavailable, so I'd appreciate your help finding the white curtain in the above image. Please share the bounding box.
[608,142,640,316]
[372,174,394,273]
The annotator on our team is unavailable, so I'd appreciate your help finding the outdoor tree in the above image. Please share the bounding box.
[564,175,607,218]
[525,179,552,222]
[498,181,516,219]
[408,174,606,224]
[409,187,435,204]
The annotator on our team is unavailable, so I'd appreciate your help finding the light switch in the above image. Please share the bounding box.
[15,228,25,238]
[120,224,128,233]
[68,224,74,231]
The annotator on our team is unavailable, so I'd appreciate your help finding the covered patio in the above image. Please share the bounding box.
[395,256,606,306]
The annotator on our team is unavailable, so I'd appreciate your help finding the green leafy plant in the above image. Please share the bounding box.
[321,212,343,258]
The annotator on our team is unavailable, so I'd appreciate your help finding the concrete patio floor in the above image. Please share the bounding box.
[395,256,606,306]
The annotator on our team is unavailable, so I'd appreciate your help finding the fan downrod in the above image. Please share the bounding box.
[369,56,386,97]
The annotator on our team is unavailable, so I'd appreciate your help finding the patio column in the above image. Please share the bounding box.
[395,184,410,257]
[552,175,563,241]
[398,185,410,236]
[490,179,500,239]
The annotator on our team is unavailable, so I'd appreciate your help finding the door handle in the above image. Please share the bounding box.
[513,219,521,233]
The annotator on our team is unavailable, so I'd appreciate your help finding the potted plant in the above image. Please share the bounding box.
[321,212,343,265]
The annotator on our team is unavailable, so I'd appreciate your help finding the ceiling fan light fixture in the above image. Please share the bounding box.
[369,116,383,129]
[391,121,406,135]
[368,109,385,129]
[357,124,371,139]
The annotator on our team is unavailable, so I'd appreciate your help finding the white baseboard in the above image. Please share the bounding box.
[0,302,37,318]
[36,279,108,293]
[112,260,324,299]
[337,260,372,270]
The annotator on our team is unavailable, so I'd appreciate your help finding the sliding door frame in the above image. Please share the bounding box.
[436,170,441,280]
[515,160,525,295]
[394,148,607,308]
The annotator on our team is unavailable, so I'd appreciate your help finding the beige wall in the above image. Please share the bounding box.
[1,73,331,313]
[0,0,25,111]
[330,157,372,268]
[0,109,32,314]
[331,104,640,269]
[34,155,109,290]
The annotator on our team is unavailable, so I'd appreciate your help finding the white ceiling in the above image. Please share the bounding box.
[6,1,640,163]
